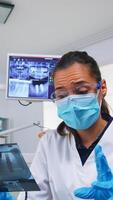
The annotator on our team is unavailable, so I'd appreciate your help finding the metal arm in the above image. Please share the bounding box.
[0,121,41,136]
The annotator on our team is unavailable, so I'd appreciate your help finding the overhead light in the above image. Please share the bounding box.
[0,2,14,24]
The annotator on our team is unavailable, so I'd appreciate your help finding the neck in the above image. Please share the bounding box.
[76,115,107,148]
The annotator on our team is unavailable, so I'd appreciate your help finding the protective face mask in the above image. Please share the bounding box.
[56,93,100,130]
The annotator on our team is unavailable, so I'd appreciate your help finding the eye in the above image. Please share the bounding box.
[57,94,67,99]
[55,91,68,100]
[77,90,89,94]
[74,86,89,95]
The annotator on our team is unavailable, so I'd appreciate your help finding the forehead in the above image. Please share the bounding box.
[54,63,96,89]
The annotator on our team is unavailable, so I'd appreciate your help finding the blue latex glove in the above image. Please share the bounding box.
[0,192,15,200]
[73,145,113,200]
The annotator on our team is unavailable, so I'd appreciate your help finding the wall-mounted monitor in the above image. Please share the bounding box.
[6,54,61,101]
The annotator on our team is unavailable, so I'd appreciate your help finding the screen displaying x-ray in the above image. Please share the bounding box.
[6,54,61,100]
[0,143,40,192]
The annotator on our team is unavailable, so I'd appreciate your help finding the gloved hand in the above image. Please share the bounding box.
[73,145,113,200]
[0,192,15,200]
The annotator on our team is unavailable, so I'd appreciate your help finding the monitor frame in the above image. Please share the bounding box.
[6,53,61,102]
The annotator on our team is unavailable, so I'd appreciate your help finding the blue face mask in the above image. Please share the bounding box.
[56,93,100,130]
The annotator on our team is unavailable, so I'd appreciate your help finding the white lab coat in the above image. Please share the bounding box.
[17,121,113,200]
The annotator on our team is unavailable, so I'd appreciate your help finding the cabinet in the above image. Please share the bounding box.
[0,117,9,131]
[0,117,10,143]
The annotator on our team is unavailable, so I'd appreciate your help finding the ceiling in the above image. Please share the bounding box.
[0,0,113,82]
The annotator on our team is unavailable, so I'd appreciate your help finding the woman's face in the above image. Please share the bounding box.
[54,63,107,100]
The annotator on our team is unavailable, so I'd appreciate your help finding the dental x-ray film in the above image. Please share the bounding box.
[0,143,40,192]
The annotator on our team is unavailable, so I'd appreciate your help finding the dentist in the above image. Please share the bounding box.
[18,51,113,200]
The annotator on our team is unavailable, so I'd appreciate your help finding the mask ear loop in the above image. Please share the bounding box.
[95,90,102,110]
[96,81,102,105]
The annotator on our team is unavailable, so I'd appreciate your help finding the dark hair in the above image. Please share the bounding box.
[53,51,109,114]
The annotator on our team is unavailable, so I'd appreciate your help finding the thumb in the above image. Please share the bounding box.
[74,187,94,199]
[95,145,113,181]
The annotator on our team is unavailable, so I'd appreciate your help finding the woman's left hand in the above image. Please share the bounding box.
[73,145,113,200]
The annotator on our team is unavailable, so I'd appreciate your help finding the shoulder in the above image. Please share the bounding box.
[32,130,62,164]
[38,129,68,151]
[30,130,58,168]
[40,129,61,145]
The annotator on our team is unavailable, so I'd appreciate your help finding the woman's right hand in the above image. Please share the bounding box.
[37,131,46,138]
[0,192,15,200]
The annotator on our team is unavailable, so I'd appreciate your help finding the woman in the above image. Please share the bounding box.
[18,51,113,200]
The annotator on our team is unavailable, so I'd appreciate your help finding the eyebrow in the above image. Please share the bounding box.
[55,81,90,91]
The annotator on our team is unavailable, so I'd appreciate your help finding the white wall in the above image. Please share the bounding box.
[0,89,43,155]
[100,64,113,114]
[82,37,113,66]
[43,102,62,130]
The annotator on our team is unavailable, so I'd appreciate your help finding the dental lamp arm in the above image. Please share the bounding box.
[0,122,41,136]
